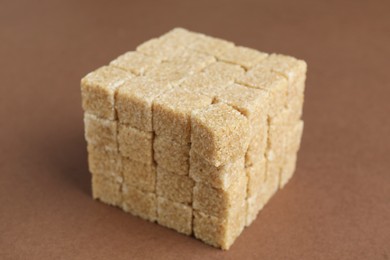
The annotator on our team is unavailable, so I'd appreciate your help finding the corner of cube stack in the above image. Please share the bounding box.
[81,27,307,250]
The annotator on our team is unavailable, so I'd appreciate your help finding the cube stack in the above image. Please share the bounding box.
[81,28,306,250]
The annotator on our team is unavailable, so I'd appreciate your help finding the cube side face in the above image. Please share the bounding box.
[87,146,122,176]
[245,126,268,167]
[193,203,246,250]
[122,157,156,193]
[117,124,153,164]
[157,197,192,235]
[81,83,115,120]
[192,174,247,218]
[92,174,122,207]
[122,184,157,222]
[81,66,133,120]
[81,27,307,250]
[156,167,194,204]
[84,113,118,152]
[189,150,244,190]
[246,160,266,198]
[153,136,190,176]
[279,120,304,188]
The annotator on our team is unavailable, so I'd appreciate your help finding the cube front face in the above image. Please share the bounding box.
[81,28,307,250]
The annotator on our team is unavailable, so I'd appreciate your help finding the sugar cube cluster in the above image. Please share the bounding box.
[81,28,306,250]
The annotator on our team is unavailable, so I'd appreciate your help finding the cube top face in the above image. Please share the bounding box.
[110,51,162,76]
[154,88,212,116]
[81,27,307,250]
[137,27,235,59]
[256,54,307,82]
[202,62,245,81]
[215,83,270,121]
[216,46,268,70]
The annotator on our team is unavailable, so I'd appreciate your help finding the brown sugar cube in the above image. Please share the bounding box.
[245,161,266,226]
[122,184,157,222]
[158,28,202,46]
[266,158,284,187]
[136,37,185,60]
[214,83,269,166]
[272,99,304,125]
[216,46,268,70]
[246,166,278,226]
[285,120,304,155]
[189,33,235,57]
[193,173,247,218]
[191,103,251,167]
[145,51,215,83]
[280,154,298,189]
[266,120,288,178]
[153,135,190,175]
[82,28,307,250]
[189,150,245,190]
[214,83,269,130]
[156,167,194,204]
[136,28,200,59]
[255,54,307,101]
[179,62,243,98]
[280,120,304,188]
[246,191,264,226]
[139,28,234,58]
[110,51,161,75]
[81,66,133,120]
[92,173,122,207]
[246,161,272,226]
[157,197,192,235]
[84,113,118,152]
[236,67,288,116]
[153,88,212,144]
[266,119,303,183]
[202,61,245,81]
[117,124,153,164]
[265,122,284,158]
[245,168,278,226]
[87,145,122,176]
[245,122,268,167]
[115,77,172,131]
[179,73,229,98]
[166,50,216,73]
[122,157,156,193]
[246,160,267,198]
[144,62,189,83]
[262,164,280,205]
[287,94,305,122]
[193,204,246,250]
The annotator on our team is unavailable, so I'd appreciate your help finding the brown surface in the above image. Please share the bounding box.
[1,0,389,259]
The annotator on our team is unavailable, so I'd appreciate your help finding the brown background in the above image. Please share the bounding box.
[1,0,389,259]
